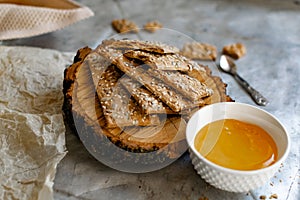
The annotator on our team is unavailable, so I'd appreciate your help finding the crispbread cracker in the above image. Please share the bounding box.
[88,39,214,112]
[120,76,175,114]
[63,39,232,156]
[148,68,212,103]
[114,56,199,112]
[143,21,162,33]
[124,50,191,71]
[101,39,179,54]
[181,42,217,60]
[84,51,112,87]
[222,42,246,59]
[96,65,160,128]
[111,19,139,33]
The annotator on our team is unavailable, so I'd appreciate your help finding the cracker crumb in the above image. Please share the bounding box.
[180,42,217,61]
[260,195,267,199]
[111,19,139,33]
[269,194,278,199]
[144,21,162,32]
[222,42,246,59]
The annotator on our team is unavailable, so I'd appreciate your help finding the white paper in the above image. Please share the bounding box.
[0,46,72,200]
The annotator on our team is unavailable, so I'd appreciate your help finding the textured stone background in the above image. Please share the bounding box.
[3,0,299,199]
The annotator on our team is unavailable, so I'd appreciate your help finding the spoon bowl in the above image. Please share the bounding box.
[219,55,237,74]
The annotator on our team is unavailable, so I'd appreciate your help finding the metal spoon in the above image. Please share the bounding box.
[219,55,268,106]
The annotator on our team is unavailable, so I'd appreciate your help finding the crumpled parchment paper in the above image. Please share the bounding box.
[0,0,94,40]
[0,46,73,200]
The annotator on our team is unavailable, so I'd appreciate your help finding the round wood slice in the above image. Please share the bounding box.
[63,48,189,172]
[62,44,232,172]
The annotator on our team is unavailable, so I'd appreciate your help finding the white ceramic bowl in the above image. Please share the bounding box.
[186,102,290,193]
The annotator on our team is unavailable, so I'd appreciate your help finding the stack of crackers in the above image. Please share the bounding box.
[63,39,231,154]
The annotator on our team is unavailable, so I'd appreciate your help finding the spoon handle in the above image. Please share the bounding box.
[234,74,269,106]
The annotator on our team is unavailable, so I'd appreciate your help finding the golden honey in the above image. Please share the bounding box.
[194,119,278,170]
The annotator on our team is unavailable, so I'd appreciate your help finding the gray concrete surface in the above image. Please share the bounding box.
[2,0,299,199]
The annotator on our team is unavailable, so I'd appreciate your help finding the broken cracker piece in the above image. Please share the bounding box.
[144,21,162,33]
[259,195,267,200]
[112,19,139,33]
[180,42,217,61]
[222,42,246,59]
[269,194,278,199]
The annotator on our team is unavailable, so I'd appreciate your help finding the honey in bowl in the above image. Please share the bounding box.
[194,119,278,170]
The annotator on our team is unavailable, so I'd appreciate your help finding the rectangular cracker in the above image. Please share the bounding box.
[119,75,176,114]
[148,68,213,103]
[114,56,199,112]
[85,51,113,87]
[123,50,191,71]
[119,49,213,102]
[100,39,179,54]
[96,65,161,128]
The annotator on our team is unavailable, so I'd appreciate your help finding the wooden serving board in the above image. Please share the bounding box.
[62,44,231,171]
